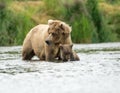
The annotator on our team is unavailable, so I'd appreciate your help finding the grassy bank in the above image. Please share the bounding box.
[0,0,120,46]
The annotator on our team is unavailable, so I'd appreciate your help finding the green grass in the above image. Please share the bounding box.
[0,0,120,46]
[0,1,35,46]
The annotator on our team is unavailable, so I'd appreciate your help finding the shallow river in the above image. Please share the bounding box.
[0,43,120,93]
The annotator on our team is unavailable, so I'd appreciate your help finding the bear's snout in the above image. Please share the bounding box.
[45,40,52,45]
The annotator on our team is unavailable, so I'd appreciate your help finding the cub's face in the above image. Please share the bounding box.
[59,44,73,61]
[45,20,71,45]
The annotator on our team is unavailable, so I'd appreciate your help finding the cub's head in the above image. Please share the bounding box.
[45,19,71,45]
[59,44,73,61]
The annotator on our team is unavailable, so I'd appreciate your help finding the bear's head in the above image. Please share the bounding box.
[59,44,73,61]
[45,19,72,45]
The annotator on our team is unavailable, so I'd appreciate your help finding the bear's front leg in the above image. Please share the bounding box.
[45,45,55,61]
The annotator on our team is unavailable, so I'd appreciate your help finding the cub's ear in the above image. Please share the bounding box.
[48,19,54,25]
[70,44,73,48]
[59,44,63,50]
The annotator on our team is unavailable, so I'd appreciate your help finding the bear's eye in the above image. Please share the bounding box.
[48,31,50,34]
[52,33,56,36]
[62,32,65,35]
[56,28,60,31]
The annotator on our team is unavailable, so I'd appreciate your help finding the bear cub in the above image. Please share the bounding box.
[59,44,80,61]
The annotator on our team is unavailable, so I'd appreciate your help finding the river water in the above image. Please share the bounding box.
[0,43,120,93]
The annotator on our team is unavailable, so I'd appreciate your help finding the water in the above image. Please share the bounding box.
[0,43,120,93]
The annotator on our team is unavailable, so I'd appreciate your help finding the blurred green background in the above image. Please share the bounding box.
[0,0,120,46]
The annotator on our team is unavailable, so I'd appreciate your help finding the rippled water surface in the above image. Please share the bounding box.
[0,43,120,93]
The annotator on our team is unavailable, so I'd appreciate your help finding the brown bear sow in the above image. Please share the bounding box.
[22,19,72,61]
[59,44,80,61]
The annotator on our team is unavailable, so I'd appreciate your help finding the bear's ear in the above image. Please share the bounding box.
[48,19,54,25]
[60,22,72,34]
[60,23,65,31]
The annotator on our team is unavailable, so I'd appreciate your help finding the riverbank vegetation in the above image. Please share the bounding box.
[0,0,120,46]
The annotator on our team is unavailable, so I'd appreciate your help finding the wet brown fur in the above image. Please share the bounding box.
[59,44,80,61]
[22,20,72,61]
